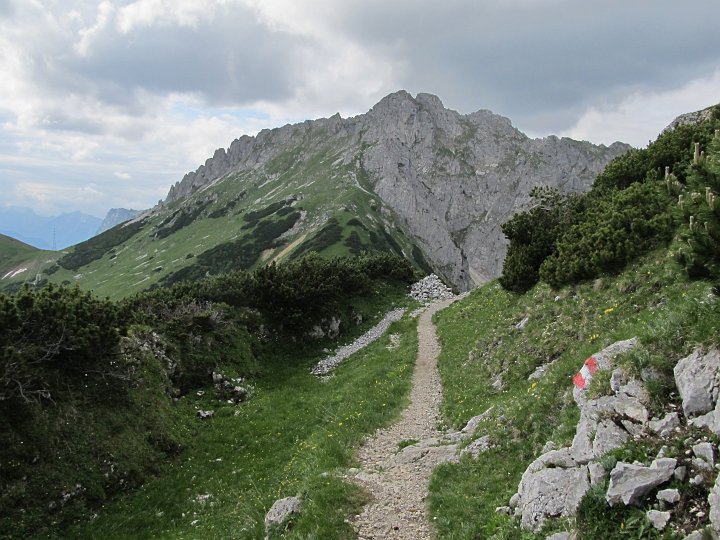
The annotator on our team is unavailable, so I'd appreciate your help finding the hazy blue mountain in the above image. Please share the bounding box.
[0,206,102,250]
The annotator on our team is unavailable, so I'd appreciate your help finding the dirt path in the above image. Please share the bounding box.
[349,296,461,539]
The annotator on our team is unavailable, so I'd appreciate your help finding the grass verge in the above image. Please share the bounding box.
[61,312,419,539]
[429,245,720,539]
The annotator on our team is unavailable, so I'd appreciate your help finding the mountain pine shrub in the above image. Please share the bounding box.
[677,132,720,282]
[539,181,675,287]
[499,187,580,293]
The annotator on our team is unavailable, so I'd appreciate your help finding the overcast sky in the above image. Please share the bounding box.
[0,0,718,217]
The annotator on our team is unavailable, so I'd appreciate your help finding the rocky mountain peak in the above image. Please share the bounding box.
[663,103,718,135]
[161,91,631,290]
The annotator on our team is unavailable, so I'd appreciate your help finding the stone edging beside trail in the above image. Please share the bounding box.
[310,308,407,376]
[311,273,457,377]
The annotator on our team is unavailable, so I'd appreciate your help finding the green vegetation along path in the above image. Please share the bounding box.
[350,296,461,539]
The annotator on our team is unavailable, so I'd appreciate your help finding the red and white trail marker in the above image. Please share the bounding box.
[573,356,599,390]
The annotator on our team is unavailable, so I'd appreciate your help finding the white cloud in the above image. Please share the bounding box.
[0,0,718,217]
[116,0,227,33]
[13,181,103,211]
[560,70,720,147]
[74,1,115,56]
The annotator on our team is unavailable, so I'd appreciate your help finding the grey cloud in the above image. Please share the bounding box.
[25,3,307,122]
[334,0,719,132]
[0,0,13,17]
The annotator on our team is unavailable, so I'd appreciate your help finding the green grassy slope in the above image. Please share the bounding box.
[429,245,719,539]
[0,234,58,291]
[0,254,420,539]
[61,305,419,539]
[0,234,37,267]
[2,137,426,299]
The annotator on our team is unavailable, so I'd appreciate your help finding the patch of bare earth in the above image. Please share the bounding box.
[349,296,461,539]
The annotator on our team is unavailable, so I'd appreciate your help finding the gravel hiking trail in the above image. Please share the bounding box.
[349,296,461,539]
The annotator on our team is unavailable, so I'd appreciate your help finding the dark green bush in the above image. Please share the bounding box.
[154,200,212,239]
[499,187,580,293]
[539,181,674,287]
[57,219,147,271]
[0,284,125,404]
[241,200,288,229]
[290,218,343,259]
[160,212,301,286]
[594,110,720,191]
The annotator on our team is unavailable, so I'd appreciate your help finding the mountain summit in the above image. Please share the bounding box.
[1,92,630,297]
[164,91,629,289]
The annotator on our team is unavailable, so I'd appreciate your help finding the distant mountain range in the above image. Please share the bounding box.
[0,207,142,250]
[0,207,102,250]
[96,208,142,235]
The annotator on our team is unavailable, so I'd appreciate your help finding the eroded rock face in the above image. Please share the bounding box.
[162,91,629,290]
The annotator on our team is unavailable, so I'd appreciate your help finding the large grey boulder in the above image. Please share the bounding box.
[606,458,677,506]
[515,460,590,531]
[674,349,720,418]
[265,496,301,537]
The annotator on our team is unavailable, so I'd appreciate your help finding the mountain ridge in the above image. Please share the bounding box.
[162,90,630,289]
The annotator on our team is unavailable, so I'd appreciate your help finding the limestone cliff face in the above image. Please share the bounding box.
[96,208,141,235]
[164,91,630,290]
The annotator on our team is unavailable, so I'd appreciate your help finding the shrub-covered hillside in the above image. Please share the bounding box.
[0,253,417,538]
[427,110,720,538]
[500,107,720,293]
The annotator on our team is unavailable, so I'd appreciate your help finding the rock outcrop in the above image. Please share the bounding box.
[513,338,642,531]
[96,208,141,235]
[163,91,630,290]
[512,343,720,536]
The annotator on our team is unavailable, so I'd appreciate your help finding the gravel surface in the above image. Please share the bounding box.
[348,296,462,539]
[311,308,407,376]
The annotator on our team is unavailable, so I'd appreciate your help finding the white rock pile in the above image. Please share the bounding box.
[311,308,406,376]
[410,274,454,302]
